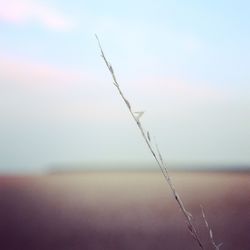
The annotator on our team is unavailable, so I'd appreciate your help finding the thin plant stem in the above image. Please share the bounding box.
[95,34,204,249]
[201,205,223,250]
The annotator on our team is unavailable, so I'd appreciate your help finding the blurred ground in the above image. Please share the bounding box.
[0,171,249,250]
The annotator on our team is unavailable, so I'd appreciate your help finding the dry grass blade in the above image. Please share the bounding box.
[147,131,151,142]
[95,34,205,249]
[201,205,223,250]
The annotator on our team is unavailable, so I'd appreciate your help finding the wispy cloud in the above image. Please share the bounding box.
[0,55,88,86]
[0,0,75,31]
[0,54,125,122]
[128,76,227,106]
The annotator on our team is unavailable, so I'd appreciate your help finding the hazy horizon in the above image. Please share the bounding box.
[2,162,250,175]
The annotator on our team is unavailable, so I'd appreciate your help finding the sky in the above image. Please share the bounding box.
[0,0,250,173]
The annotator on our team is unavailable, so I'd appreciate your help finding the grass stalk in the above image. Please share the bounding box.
[201,205,223,250]
[95,34,204,249]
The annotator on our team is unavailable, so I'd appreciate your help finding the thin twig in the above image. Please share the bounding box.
[201,205,223,250]
[95,34,204,249]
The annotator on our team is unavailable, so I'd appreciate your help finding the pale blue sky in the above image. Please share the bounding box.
[0,0,249,173]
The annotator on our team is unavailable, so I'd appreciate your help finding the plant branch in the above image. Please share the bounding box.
[95,34,204,249]
[201,205,223,250]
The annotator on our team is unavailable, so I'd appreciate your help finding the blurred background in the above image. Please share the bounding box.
[0,0,249,249]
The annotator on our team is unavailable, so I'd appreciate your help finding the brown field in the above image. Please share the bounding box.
[0,171,249,250]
